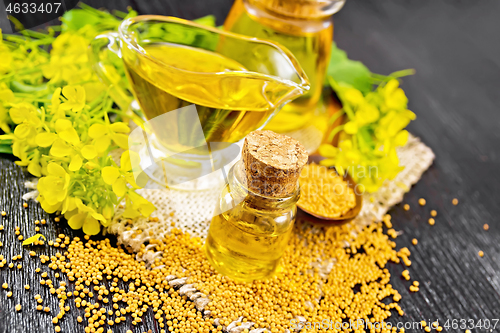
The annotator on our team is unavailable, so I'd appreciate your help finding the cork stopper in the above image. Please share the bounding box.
[242,130,308,197]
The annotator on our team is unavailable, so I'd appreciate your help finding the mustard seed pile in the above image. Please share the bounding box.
[2,214,417,333]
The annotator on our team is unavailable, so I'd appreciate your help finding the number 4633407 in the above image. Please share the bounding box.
[443,319,498,330]
[6,2,62,14]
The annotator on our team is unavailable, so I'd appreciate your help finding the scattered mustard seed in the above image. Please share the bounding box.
[55,325,61,332]
[24,285,30,290]
[418,198,426,206]
[403,204,410,211]
[44,307,50,312]
[430,210,437,217]
[452,198,458,205]
[15,304,22,311]
[17,264,22,269]
[54,217,60,222]
[412,238,418,245]
[0,224,3,230]
[23,202,28,208]
[7,291,12,297]
[41,219,46,224]
[428,218,435,226]
[18,235,24,241]
[2,283,7,289]
[36,305,43,311]
[479,251,484,257]
[483,224,489,231]
[1,211,6,216]
[424,327,431,332]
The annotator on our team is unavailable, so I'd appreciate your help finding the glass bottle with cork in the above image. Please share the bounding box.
[205,130,308,281]
[224,0,346,132]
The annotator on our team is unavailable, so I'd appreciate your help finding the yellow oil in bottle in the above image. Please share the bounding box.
[122,42,276,152]
[224,0,334,131]
[205,183,296,281]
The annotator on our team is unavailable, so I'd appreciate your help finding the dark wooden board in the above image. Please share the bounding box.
[1,0,499,332]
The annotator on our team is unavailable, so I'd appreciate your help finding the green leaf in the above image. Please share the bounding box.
[194,15,217,27]
[326,42,372,94]
[0,143,12,154]
[62,9,100,32]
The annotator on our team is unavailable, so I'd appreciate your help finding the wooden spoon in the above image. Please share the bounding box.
[297,154,363,226]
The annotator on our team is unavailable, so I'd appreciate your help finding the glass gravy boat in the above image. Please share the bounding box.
[89,16,310,190]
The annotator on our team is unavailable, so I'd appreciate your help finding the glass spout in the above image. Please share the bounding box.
[120,16,310,113]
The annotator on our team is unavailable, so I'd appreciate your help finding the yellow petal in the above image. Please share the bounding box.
[47,162,66,177]
[110,122,130,133]
[69,154,83,171]
[112,178,127,197]
[394,130,409,146]
[28,160,42,177]
[55,119,72,132]
[94,135,111,153]
[59,128,80,146]
[81,145,97,159]
[22,234,46,246]
[344,121,358,134]
[102,166,120,185]
[120,150,140,171]
[83,216,100,235]
[110,133,129,149]
[50,139,72,157]
[68,213,86,230]
[318,144,338,158]
[14,123,31,138]
[35,132,58,147]
[344,88,364,105]
[88,124,107,139]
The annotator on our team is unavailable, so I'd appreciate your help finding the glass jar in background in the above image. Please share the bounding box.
[224,0,346,132]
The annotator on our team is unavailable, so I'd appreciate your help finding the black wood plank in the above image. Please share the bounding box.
[1,0,499,332]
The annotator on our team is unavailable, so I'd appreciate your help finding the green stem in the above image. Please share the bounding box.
[0,68,41,82]
[328,109,345,126]
[328,125,344,143]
